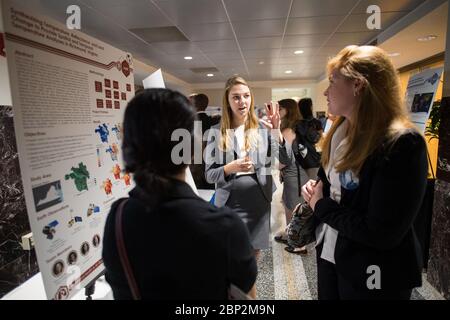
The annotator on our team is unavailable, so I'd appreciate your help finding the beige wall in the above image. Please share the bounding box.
[314,77,329,114]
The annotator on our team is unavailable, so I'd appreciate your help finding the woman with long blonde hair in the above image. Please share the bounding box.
[205,76,282,261]
[302,45,428,299]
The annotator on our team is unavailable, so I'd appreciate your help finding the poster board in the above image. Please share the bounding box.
[405,67,443,133]
[2,0,134,300]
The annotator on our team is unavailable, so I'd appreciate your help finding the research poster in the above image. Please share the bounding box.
[405,67,443,133]
[2,0,134,299]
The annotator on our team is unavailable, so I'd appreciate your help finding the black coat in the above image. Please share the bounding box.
[102,180,257,299]
[314,131,428,290]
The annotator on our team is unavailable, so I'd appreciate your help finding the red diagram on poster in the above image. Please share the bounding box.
[105,79,111,88]
[121,92,126,100]
[105,90,111,99]
[114,101,120,109]
[122,60,130,77]
[113,91,119,100]
[126,84,131,92]
[94,81,102,93]
[106,100,112,109]
[96,99,104,108]
[113,80,119,89]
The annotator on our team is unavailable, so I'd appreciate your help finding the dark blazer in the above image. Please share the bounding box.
[204,123,278,207]
[314,131,428,290]
[102,180,257,299]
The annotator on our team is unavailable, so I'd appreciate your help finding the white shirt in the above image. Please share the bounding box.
[234,124,255,176]
[315,120,349,264]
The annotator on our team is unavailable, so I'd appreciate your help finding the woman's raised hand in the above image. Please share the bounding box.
[260,101,281,130]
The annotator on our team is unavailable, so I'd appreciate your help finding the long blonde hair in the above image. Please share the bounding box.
[322,45,416,174]
[219,76,259,151]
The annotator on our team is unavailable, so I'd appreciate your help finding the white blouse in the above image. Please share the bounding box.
[234,124,255,176]
[315,119,351,264]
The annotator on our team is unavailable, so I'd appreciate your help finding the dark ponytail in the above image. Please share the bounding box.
[122,88,196,200]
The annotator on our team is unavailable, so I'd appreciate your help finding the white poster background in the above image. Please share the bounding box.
[2,1,134,300]
[405,67,443,133]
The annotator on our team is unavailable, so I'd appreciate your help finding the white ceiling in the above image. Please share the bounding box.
[9,0,445,84]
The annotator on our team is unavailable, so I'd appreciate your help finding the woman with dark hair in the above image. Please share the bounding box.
[274,99,309,255]
[102,88,257,300]
[296,98,323,178]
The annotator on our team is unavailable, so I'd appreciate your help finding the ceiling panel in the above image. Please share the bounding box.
[286,16,344,35]
[206,51,243,60]
[290,0,359,17]
[208,59,246,68]
[283,34,329,48]
[239,37,283,50]
[242,49,282,59]
[150,41,203,55]
[83,2,173,29]
[224,0,291,21]
[178,23,234,41]
[154,0,228,25]
[193,40,240,53]
[232,19,285,38]
[325,32,378,47]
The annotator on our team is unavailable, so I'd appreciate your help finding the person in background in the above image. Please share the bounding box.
[205,76,283,262]
[274,99,309,255]
[297,98,323,179]
[103,88,257,299]
[302,45,428,300]
[189,93,219,189]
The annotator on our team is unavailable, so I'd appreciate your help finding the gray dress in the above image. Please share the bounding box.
[225,174,270,250]
[281,141,308,210]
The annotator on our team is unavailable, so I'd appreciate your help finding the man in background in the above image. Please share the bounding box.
[189,93,220,189]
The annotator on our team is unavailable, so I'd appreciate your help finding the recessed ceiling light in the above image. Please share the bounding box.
[184,56,193,60]
[417,35,437,42]
[285,70,293,74]
[259,61,265,65]
[294,50,304,55]
[388,52,400,57]
[207,73,214,77]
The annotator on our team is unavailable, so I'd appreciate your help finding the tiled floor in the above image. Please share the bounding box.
[254,171,445,300]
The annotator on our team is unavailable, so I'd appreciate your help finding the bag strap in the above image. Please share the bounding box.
[115,198,141,300]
